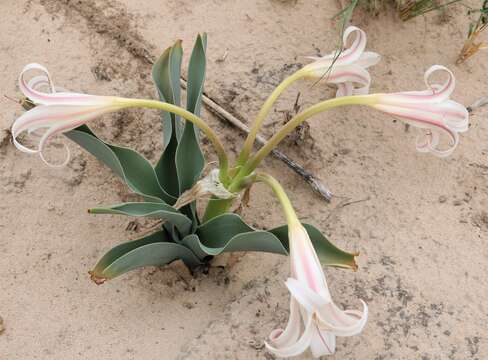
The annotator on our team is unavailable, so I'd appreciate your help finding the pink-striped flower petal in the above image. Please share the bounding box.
[12,63,125,166]
[380,65,455,105]
[266,313,316,358]
[302,26,380,97]
[266,222,367,359]
[372,65,469,157]
[266,298,302,349]
[19,63,115,106]
[327,64,372,97]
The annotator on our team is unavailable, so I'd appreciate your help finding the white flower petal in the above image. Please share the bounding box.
[286,277,368,337]
[39,141,71,168]
[27,74,54,93]
[327,64,370,85]
[268,298,303,349]
[302,26,378,98]
[289,225,330,295]
[440,100,469,132]
[372,102,461,157]
[336,82,353,97]
[265,314,314,358]
[356,51,381,69]
[329,26,367,66]
[316,300,368,337]
[327,65,371,97]
[19,63,116,106]
[382,65,455,105]
[286,277,328,312]
[12,104,116,157]
[415,129,459,158]
[373,104,454,135]
[310,325,336,357]
[305,26,366,67]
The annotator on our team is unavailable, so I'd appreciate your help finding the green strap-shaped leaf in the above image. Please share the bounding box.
[65,125,174,203]
[196,213,287,255]
[269,223,358,270]
[197,214,357,269]
[153,41,183,197]
[182,231,287,258]
[180,234,211,260]
[186,33,207,118]
[175,33,206,193]
[90,230,202,282]
[175,33,208,223]
[197,213,254,242]
[152,40,183,143]
[89,202,192,236]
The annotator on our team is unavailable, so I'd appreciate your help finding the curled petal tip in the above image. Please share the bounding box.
[302,26,379,98]
[12,63,126,165]
[371,66,468,157]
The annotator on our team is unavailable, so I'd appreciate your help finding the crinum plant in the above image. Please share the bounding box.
[11,28,469,358]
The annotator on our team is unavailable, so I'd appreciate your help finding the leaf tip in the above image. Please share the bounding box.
[88,270,107,285]
[351,261,359,272]
[351,251,360,271]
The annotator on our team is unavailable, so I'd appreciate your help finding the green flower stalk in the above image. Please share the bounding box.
[237,70,305,166]
[236,95,376,179]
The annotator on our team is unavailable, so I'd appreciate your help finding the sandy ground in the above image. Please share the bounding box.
[1,0,487,359]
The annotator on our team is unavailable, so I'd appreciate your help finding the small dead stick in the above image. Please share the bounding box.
[180,77,333,202]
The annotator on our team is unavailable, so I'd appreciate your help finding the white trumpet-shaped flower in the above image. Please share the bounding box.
[302,26,380,97]
[12,63,126,166]
[370,65,469,157]
[266,221,367,358]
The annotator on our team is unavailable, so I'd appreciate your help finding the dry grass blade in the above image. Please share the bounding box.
[457,1,488,63]
[399,0,462,21]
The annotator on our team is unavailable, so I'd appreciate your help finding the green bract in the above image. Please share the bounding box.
[63,34,357,283]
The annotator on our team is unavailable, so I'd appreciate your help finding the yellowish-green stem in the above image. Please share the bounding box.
[202,197,234,223]
[202,172,257,222]
[237,69,306,165]
[237,94,378,179]
[256,173,300,227]
[119,98,229,182]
